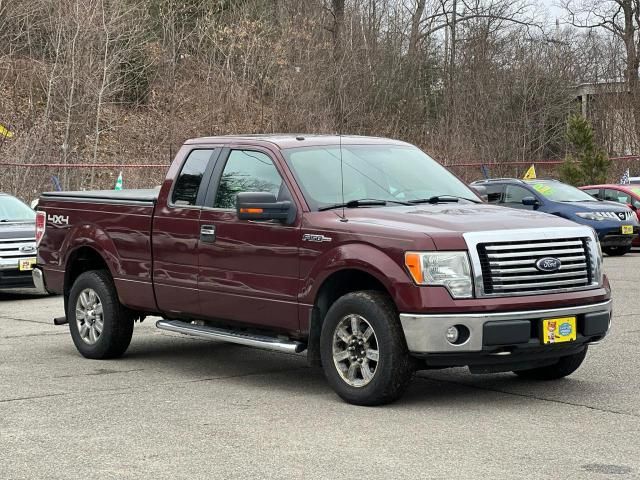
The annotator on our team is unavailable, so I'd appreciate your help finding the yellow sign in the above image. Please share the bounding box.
[542,317,577,344]
[523,164,536,180]
[0,123,14,138]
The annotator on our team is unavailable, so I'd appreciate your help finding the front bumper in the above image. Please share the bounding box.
[400,299,611,354]
[599,225,638,247]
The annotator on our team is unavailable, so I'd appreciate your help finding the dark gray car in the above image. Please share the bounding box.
[0,193,37,288]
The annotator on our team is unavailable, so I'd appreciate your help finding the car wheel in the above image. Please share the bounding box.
[68,270,134,359]
[320,290,414,406]
[603,246,631,256]
[513,347,588,380]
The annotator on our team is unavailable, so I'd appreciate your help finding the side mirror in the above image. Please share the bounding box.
[236,192,293,223]
[522,196,539,207]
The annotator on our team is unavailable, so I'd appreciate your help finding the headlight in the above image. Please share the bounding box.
[405,251,473,298]
[576,211,617,221]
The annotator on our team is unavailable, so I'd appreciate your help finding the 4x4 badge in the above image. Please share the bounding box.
[302,234,332,243]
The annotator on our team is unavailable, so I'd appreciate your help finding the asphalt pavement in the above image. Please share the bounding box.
[1,255,639,479]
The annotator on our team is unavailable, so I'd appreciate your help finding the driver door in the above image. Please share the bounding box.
[197,147,301,331]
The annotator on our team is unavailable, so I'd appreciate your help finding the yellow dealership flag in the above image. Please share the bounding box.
[523,164,536,180]
[0,123,14,138]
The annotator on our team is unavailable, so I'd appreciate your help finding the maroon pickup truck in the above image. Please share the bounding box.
[34,135,612,405]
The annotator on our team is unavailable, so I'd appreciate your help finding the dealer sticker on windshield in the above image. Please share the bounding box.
[542,317,577,344]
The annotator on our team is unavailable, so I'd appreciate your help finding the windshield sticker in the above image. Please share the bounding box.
[533,184,553,196]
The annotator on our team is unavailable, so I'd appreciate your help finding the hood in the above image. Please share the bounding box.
[555,200,631,212]
[337,203,577,249]
[0,221,36,240]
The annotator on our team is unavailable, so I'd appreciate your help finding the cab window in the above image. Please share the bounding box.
[172,149,215,206]
[484,185,503,204]
[603,189,631,204]
[213,150,288,209]
[503,185,532,204]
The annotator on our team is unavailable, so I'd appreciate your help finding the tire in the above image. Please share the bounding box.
[603,245,631,256]
[513,347,588,380]
[68,270,134,359]
[320,290,414,406]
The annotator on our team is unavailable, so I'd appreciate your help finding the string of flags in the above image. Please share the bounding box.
[114,171,123,190]
[620,168,630,185]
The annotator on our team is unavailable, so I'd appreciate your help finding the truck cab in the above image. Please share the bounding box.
[35,136,612,405]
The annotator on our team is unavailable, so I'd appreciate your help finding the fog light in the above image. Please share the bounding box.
[446,326,459,344]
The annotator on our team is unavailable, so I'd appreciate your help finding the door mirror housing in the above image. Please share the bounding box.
[522,196,539,207]
[470,185,488,202]
[236,192,293,223]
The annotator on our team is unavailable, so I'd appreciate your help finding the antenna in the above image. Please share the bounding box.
[339,133,347,222]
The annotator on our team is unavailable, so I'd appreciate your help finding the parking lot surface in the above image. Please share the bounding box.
[1,255,639,479]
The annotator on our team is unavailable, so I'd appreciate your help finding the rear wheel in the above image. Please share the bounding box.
[320,291,414,406]
[603,245,631,256]
[513,347,588,380]
[68,270,134,359]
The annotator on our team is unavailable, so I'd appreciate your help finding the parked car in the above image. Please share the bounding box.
[580,184,640,247]
[35,136,612,405]
[471,178,638,256]
[0,193,37,289]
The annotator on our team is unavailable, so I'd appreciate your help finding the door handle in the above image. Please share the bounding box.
[200,225,216,243]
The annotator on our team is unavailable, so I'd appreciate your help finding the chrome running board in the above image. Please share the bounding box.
[156,320,306,354]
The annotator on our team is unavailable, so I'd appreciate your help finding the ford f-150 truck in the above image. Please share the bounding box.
[34,135,612,405]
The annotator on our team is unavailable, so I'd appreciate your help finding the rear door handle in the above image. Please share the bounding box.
[200,225,216,243]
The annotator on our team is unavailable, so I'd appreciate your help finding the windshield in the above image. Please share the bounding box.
[530,182,596,202]
[0,195,36,222]
[283,145,478,210]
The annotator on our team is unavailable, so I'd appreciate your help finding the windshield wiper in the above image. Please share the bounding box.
[318,198,411,211]
[409,195,479,204]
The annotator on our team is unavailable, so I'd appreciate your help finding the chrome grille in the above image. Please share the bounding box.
[476,237,592,296]
[0,238,36,260]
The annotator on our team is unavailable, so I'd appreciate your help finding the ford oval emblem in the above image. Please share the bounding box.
[19,245,36,254]
[535,257,562,272]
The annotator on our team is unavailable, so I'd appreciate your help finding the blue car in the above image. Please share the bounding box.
[471,178,639,256]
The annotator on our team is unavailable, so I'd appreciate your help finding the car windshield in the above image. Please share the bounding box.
[0,195,36,222]
[529,181,596,202]
[282,144,478,210]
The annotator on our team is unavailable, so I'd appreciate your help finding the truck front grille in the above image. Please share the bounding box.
[0,238,36,260]
[477,237,592,296]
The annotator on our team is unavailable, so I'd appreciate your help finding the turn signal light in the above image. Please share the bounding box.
[239,208,264,214]
[404,253,424,284]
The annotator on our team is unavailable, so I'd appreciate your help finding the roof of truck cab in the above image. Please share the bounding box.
[184,134,412,149]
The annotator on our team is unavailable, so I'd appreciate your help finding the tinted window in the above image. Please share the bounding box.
[503,185,531,204]
[529,181,596,202]
[603,189,631,204]
[172,150,213,206]
[214,150,283,209]
[582,188,601,199]
[484,185,503,203]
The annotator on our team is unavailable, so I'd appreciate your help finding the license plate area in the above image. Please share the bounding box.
[622,225,634,235]
[18,258,36,271]
[541,316,577,344]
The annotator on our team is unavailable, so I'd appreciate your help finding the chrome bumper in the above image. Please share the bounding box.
[400,300,612,354]
[32,267,48,294]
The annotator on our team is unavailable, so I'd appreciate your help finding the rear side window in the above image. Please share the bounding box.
[172,149,214,206]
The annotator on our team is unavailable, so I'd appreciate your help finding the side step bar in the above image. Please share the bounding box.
[156,320,306,354]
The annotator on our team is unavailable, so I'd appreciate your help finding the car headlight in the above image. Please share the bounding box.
[576,212,616,221]
[405,251,473,298]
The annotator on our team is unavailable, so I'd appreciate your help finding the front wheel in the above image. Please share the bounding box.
[68,270,134,359]
[513,347,588,380]
[320,291,414,406]
[603,245,631,256]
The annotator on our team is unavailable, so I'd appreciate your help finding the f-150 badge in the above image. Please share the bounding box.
[302,234,332,243]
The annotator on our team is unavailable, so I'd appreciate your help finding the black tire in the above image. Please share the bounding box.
[603,245,631,256]
[68,270,134,359]
[513,347,588,380]
[320,290,414,406]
